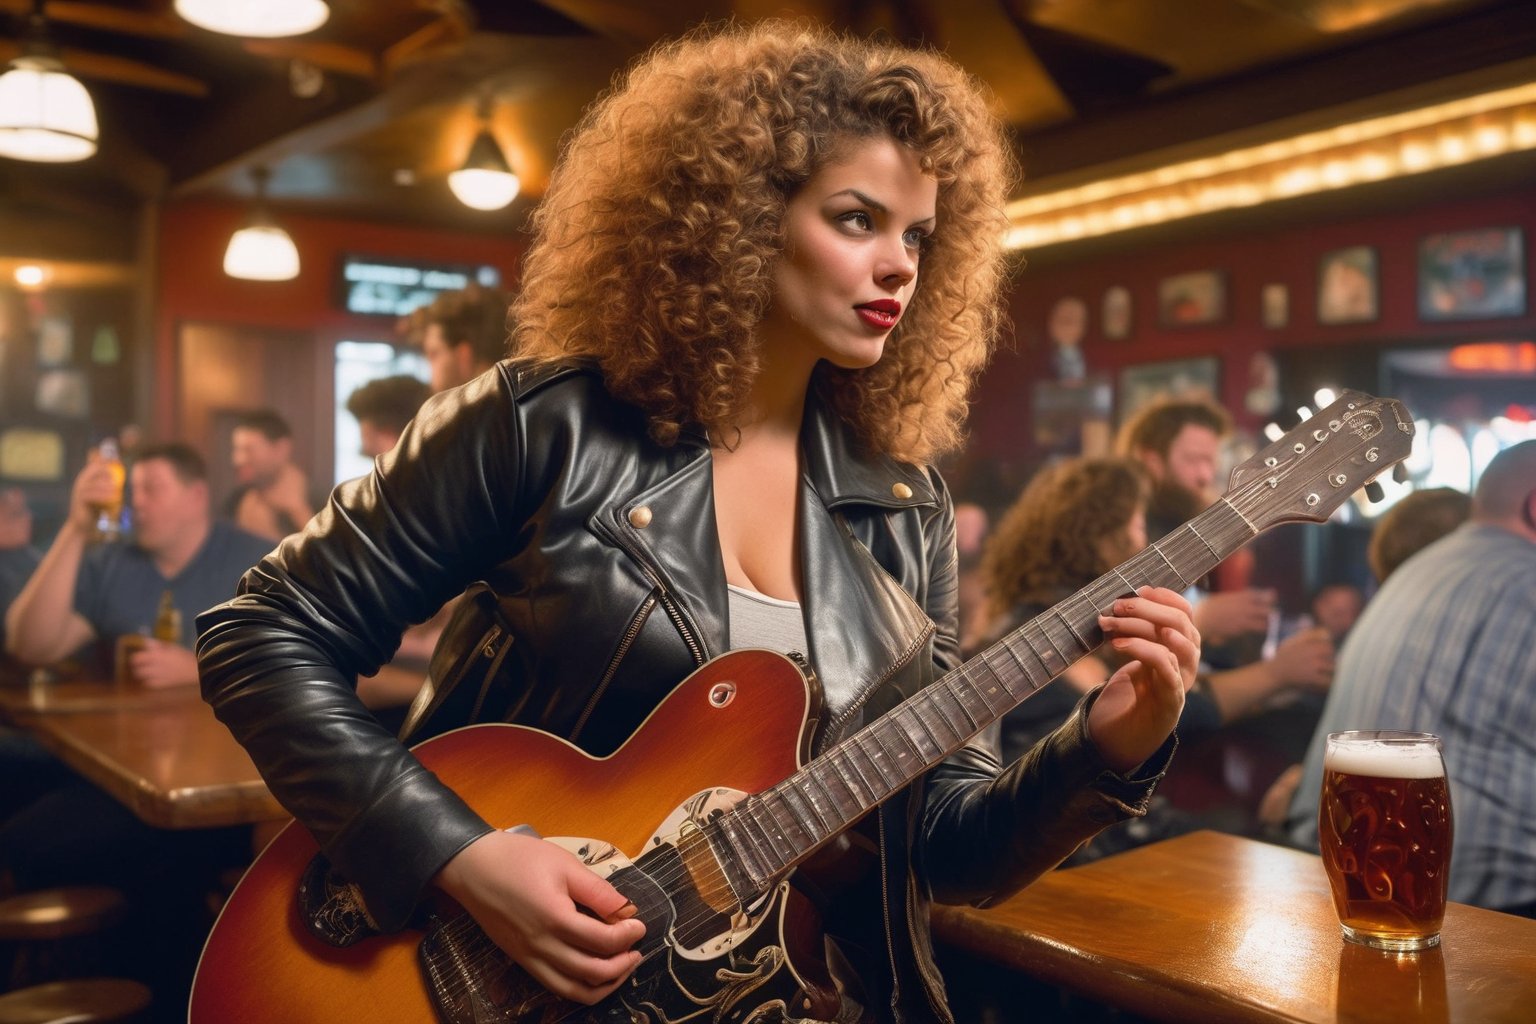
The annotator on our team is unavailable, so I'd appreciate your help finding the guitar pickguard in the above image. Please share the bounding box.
[418,789,839,1024]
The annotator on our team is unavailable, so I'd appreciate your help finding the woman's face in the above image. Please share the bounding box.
[759,135,937,376]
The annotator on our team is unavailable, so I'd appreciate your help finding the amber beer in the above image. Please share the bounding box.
[1318,731,1452,951]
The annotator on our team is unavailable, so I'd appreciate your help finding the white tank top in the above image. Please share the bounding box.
[726,583,808,657]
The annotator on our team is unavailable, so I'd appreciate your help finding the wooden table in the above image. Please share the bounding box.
[1,674,286,830]
[932,830,1536,1024]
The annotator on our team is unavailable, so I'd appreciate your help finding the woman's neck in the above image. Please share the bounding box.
[734,352,815,445]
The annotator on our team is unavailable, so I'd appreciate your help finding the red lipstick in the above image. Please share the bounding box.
[855,299,901,330]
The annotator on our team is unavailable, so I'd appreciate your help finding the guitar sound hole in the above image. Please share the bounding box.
[709,682,736,707]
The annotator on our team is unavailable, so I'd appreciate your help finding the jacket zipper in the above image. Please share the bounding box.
[604,519,709,666]
[877,811,902,1011]
[570,594,657,741]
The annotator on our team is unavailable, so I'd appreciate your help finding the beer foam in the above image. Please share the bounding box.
[1326,740,1445,779]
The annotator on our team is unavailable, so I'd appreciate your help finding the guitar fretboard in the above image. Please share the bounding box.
[715,497,1258,890]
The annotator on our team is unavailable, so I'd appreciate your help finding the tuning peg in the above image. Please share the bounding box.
[1364,479,1386,503]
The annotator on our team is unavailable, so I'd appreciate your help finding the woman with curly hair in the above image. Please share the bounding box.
[198,20,1198,1023]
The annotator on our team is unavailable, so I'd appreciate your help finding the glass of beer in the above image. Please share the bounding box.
[1318,731,1453,951]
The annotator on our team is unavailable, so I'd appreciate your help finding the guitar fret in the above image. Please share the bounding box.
[1023,619,1065,674]
[1054,608,1088,650]
[722,814,769,885]
[802,771,843,831]
[825,749,868,811]
[947,676,982,731]
[862,728,904,794]
[900,705,943,761]
[1113,568,1138,597]
[840,741,880,804]
[965,657,1011,714]
[1149,542,1188,588]
[996,634,1048,696]
[764,790,812,848]
[741,798,786,873]
[931,693,965,745]
[776,786,824,845]
[1221,496,1258,535]
[1186,519,1220,559]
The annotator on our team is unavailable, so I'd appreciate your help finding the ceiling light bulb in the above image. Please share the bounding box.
[175,0,330,38]
[224,223,300,281]
[14,264,49,288]
[0,56,98,162]
[449,128,519,211]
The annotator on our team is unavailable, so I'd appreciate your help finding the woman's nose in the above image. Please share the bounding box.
[877,238,917,287]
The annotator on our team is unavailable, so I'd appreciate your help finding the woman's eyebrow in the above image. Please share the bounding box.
[829,188,935,225]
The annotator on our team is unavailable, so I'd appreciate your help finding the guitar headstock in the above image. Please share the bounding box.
[1227,390,1415,531]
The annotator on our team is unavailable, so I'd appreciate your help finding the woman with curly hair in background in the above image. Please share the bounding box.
[198,20,1199,1023]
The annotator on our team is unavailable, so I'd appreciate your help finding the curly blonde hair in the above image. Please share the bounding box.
[511,19,1017,463]
[982,458,1149,620]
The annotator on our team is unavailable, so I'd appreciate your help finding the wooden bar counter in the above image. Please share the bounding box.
[931,830,1536,1024]
[1,673,286,830]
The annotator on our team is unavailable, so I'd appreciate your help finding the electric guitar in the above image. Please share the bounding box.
[190,391,1414,1023]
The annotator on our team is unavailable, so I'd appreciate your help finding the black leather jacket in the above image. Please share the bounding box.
[198,362,1170,1023]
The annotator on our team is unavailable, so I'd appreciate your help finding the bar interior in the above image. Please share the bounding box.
[2,2,1534,1022]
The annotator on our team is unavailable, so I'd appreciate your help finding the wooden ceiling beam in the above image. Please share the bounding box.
[0,39,208,95]
[241,39,380,82]
[37,0,191,40]
[1015,0,1536,179]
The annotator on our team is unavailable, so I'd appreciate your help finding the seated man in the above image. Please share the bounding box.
[1286,441,1536,917]
[6,443,272,685]
[226,409,322,542]
[3,444,274,1006]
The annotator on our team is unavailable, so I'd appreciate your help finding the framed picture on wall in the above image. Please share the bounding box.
[1101,286,1133,340]
[1118,357,1221,424]
[1317,246,1378,325]
[1418,227,1526,320]
[1157,271,1226,327]
[1261,283,1289,329]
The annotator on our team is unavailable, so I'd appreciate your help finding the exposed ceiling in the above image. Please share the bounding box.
[2,0,1534,259]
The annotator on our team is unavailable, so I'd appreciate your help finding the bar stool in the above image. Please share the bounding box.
[0,978,151,1024]
[0,887,128,988]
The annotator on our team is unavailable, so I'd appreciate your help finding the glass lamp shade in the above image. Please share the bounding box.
[175,0,330,38]
[224,222,300,281]
[448,129,520,210]
[0,58,98,162]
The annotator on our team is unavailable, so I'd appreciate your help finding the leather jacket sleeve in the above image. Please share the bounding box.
[197,369,523,930]
[910,469,1175,907]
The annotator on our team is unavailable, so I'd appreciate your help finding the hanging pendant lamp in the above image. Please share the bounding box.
[0,4,98,163]
[448,98,520,211]
[224,167,301,281]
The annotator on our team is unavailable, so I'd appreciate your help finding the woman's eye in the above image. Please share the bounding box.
[838,211,872,231]
[903,228,930,250]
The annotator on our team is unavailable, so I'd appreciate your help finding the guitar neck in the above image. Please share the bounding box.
[717,498,1258,888]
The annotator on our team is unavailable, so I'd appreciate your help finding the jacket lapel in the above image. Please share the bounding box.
[592,433,728,662]
[798,391,938,737]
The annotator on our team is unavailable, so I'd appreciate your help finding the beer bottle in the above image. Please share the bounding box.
[153,590,182,646]
[92,438,126,542]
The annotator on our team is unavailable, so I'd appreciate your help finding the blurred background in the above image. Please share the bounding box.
[2,0,1534,599]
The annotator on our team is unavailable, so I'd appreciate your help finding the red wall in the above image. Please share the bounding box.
[153,200,526,437]
[970,185,1536,473]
